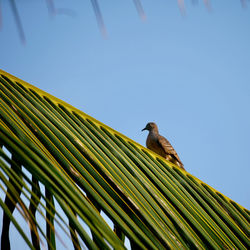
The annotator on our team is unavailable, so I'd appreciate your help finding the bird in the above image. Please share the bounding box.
[142,122,185,170]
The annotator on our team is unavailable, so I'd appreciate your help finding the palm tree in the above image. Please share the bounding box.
[0,69,249,249]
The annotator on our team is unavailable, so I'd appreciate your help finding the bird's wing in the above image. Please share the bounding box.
[158,135,183,165]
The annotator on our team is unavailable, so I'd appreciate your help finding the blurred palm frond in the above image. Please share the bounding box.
[2,0,247,44]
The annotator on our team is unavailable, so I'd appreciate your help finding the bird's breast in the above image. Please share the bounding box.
[146,133,166,157]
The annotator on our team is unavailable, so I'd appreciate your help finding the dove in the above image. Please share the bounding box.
[142,122,185,170]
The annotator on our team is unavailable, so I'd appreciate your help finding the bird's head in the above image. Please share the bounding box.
[142,122,158,132]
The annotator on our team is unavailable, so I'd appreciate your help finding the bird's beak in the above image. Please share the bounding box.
[142,127,146,131]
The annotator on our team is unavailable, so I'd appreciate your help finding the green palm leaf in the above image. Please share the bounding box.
[0,69,249,249]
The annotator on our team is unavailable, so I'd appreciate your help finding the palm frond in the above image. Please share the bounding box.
[0,69,249,249]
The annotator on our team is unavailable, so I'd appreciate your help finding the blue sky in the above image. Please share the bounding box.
[1,0,250,247]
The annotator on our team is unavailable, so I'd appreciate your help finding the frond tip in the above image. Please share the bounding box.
[0,69,249,249]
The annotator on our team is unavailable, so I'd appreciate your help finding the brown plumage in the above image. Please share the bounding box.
[142,122,185,170]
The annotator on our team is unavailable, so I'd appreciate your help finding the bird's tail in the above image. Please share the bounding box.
[177,161,185,170]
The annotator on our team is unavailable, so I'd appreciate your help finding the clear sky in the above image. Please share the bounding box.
[1,0,250,247]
